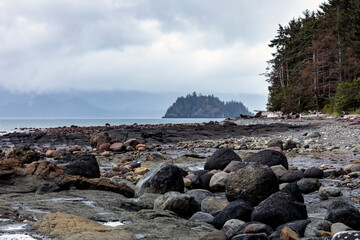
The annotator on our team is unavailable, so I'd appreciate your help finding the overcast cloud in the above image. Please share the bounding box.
[0,0,325,95]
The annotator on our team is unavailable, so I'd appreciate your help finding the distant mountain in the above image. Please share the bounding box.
[0,95,111,118]
[163,92,252,118]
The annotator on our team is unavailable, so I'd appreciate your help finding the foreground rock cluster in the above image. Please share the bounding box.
[1,140,359,240]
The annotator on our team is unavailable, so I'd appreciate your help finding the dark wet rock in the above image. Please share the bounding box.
[154,191,196,218]
[251,191,307,229]
[297,178,321,194]
[325,200,360,230]
[332,231,360,240]
[6,146,40,164]
[270,220,311,238]
[280,183,304,203]
[198,172,214,190]
[222,219,246,239]
[225,164,278,206]
[304,167,324,179]
[209,172,229,192]
[323,169,338,178]
[280,170,304,183]
[213,200,254,229]
[185,189,214,211]
[199,230,227,240]
[267,139,283,149]
[189,212,214,224]
[304,220,332,237]
[204,148,242,171]
[241,222,273,235]
[58,153,100,178]
[232,233,269,240]
[223,161,249,173]
[201,196,229,216]
[134,162,185,197]
[331,223,352,234]
[244,149,288,169]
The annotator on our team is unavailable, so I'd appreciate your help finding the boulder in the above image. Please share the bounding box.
[213,200,253,229]
[109,142,126,152]
[304,167,324,179]
[319,187,342,200]
[297,178,321,194]
[154,191,196,218]
[232,233,269,240]
[222,219,246,239]
[244,149,288,169]
[204,148,242,171]
[98,143,111,152]
[189,212,214,224]
[134,162,185,197]
[225,164,278,206]
[325,200,360,230]
[332,231,360,240]
[124,138,140,148]
[304,220,332,237]
[185,189,214,211]
[281,182,304,203]
[280,170,304,183]
[58,153,100,178]
[251,191,307,229]
[201,196,229,216]
[209,172,229,192]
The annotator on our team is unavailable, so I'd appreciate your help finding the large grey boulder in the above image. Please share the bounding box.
[225,164,278,206]
[134,163,184,197]
[154,191,196,218]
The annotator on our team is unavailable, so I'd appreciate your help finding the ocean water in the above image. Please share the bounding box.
[0,118,224,132]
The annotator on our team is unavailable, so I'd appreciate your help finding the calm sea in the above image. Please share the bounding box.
[0,118,224,132]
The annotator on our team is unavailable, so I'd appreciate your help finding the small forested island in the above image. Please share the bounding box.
[163,92,252,118]
[266,0,360,114]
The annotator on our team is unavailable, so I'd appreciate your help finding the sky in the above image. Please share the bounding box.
[0,0,325,99]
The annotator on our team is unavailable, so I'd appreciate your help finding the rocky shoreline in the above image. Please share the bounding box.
[0,117,359,239]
